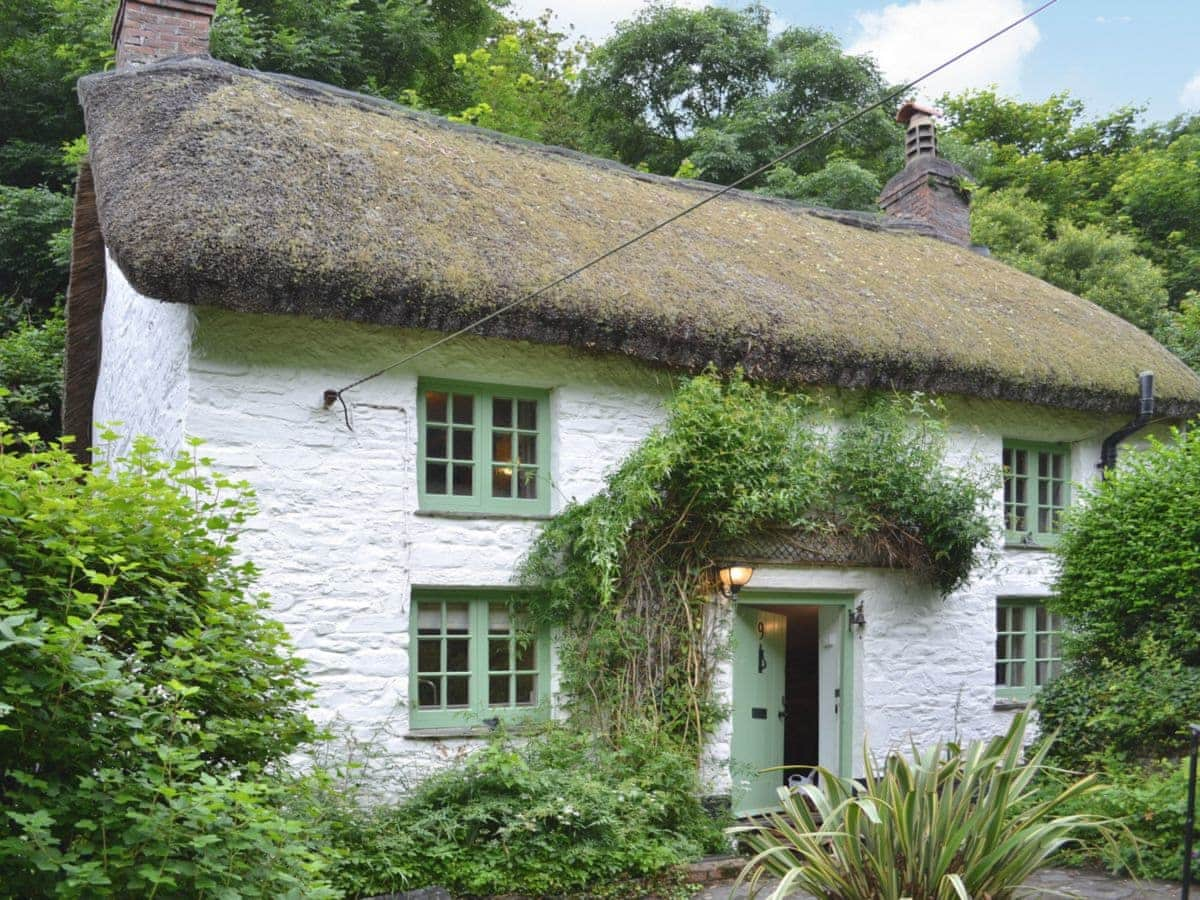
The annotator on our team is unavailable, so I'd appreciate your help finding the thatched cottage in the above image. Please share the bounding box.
[65,0,1200,815]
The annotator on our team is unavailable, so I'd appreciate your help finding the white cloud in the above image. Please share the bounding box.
[505,0,703,43]
[847,0,1042,100]
[1182,70,1200,109]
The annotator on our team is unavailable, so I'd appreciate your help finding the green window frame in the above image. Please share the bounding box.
[409,589,551,730]
[995,599,1064,702]
[418,379,551,515]
[1002,441,1070,546]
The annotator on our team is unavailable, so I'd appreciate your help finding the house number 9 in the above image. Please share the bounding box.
[757,621,767,674]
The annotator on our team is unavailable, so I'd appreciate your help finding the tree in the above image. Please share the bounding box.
[758,157,880,211]
[578,3,774,173]
[1039,426,1200,764]
[0,431,330,896]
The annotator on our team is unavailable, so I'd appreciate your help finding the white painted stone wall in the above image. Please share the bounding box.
[93,254,193,459]
[95,270,1134,792]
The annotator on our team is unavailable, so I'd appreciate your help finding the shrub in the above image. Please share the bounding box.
[305,725,728,898]
[0,312,64,437]
[1035,756,1191,880]
[731,709,1108,900]
[0,430,333,897]
[1041,424,1200,765]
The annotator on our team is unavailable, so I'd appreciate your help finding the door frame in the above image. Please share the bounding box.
[732,592,856,779]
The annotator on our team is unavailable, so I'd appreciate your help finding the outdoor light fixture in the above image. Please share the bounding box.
[849,602,867,629]
[717,565,755,600]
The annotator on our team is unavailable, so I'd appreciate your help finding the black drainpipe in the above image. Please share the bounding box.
[1099,371,1155,475]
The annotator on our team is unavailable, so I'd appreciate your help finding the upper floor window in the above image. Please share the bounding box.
[410,590,550,730]
[1002,441,1069,546]
[418,380,550,515]
[995,598,1064,702]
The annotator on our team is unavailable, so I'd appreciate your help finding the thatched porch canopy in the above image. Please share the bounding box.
[75,57,1200,416]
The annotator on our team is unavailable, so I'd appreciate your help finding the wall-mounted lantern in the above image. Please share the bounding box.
[849,602,867,629]
[717,564,755,600]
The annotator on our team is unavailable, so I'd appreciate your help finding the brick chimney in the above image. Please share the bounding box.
[112,0,216,69]
[878,101,973,246]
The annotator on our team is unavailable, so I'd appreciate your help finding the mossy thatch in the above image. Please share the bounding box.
[77,58,1200,416]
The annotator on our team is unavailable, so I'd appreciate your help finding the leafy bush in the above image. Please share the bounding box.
[1034,756,1191,880]
[0,312,64,437]
[1041,424,1200,765]
[0,430,333,897]
[732,709,1108,900]
[298,726,728,898]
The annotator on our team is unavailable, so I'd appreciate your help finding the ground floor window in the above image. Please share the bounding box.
[410,589,550,729]
[995,598,1063,701]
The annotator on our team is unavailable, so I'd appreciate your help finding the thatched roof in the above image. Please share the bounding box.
[76,57,1200,416]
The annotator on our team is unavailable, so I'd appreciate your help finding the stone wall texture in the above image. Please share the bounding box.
[95,261,1125,789]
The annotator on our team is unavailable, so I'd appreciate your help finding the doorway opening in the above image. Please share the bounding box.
[729,596,852,817]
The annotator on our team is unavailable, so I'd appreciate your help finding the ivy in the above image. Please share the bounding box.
[520,372,992,749]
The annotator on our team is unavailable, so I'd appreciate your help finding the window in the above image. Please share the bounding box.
[418,380,550,515]
[410,590,550,729]
[1002,441,1069,545]
[995,599,1063,701]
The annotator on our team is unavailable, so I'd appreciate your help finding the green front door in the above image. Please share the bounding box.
[730,606,787,816]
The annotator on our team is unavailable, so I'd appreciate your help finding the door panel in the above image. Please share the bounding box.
[730,606,786,816]
[817,605,844,776]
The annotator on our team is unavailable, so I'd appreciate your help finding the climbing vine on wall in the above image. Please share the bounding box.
[519,372,993,751]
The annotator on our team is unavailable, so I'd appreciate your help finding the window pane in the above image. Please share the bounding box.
[1038,480,1048,505]
[425,391,448,423]
[417,676,440,708]
[1036,632,1050,658]
[452,394,473,425]
[417,639,441,672]
[1052,454,1064,479]
[1011,633,1024,658]
[1038,452,1051,477]
[1002,447,1013,472]
[515,639,536,671]
[489,675,510,705]
[1051,482,1063,507]
[1014,449,1027,475]
[1015,479,1026,504]
[995,662,1007,686]
[416,603,441,634]
[426,426,448,460]
[489,604,511,633]
[1036,606,1048,631]
[492,432,513,463]
[518,399,537,430]
[1036,660,1050,686]
[515,674,536,705]
[517,467,538,499]
[445,676,469,707]
[446,638,470,671]
[1038,508,1053,533]
[452,429,473,461]
[445,603,469,633]
[452,464,473,495]
[1009,661,1025,684]
[426,462,447,495]
[492,466,512,498]
[518,433,537,465]
[996,607,1006,631]
[493,397,513,428]
[489,638,510,670]
[1010,607,1025,631]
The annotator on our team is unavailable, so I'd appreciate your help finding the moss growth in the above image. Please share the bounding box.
[78,58,1200,415]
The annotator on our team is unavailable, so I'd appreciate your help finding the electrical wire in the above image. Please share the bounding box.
[325,0,1058,424]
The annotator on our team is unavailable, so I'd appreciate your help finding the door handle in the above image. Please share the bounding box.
[778,710,787,720]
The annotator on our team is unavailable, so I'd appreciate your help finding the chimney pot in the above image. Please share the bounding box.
[112,0,216,68]
[879,101,974,246]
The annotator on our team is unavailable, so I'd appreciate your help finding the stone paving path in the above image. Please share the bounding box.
[693,868,1181,899]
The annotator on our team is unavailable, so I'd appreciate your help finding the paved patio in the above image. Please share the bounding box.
[693,867,1182,899]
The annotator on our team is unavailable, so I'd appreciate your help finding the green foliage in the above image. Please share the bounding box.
[0,185,73,319]
[298,726,726,897]
[732,708,1109,899]
[1038,756,1191,880]
[445,16,589,148]
[1039,425,1200,765]
[969,187,1047,275]
[521,373,990,746]
[1156,292,1200,370]
[0,430,330,897]
[758,157,881,211]
[0,313,64,436]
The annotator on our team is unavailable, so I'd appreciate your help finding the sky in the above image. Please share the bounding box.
[506,0,1200,123]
